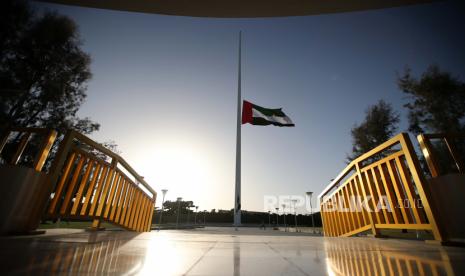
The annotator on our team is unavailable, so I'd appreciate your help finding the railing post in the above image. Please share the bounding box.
[402,133,446,242]
[417,134,440,177]
[33,130,57,172]
[48,130,76,189]
[44,130,76,224]
[91,219,102,229]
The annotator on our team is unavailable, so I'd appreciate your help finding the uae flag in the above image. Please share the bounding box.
[242,100,295,127]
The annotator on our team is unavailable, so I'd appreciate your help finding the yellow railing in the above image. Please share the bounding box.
[318,133,444,241]
[0,128,156,232]
[418,133,465,177]
[0,127,57,172]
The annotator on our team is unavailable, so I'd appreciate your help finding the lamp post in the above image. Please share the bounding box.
[282,204,287,231]
[186,204,191,225]
[275,207,279,227]
[268,210,271,227]
[176,197,182,229]
[194,206,199,225]
[159,189,168,225]
[292,199,298,230]
[306,192,315,232]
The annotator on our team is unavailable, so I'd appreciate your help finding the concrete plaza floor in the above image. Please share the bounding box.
[0,227,464,275]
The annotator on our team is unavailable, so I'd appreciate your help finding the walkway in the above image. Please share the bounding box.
[0,227,464,275]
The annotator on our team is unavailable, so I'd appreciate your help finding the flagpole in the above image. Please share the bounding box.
[234,31,242,228]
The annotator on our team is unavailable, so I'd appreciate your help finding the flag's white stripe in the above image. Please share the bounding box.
[252,108,294,125]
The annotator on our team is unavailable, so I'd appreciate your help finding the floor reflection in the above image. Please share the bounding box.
[324,239,458,276]
[234,239,240,276]
[1,229,464,275]
[0,231,143,275]
[137,235,198,275]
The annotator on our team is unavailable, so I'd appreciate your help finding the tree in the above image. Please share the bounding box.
[398,65,465,134]
[348,100,400,162]
[0,0,99,135]
[398,65,465,175]
[162,200,194,215]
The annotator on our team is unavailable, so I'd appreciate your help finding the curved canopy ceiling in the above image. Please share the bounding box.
[38,0,437,18]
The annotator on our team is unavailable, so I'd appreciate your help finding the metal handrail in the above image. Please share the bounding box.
[418,133,465,177]
[318,133,445,241]
[0,127,156,232]
[45,129,156,231]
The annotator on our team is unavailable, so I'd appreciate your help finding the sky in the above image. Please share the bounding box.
[34,0,465,213]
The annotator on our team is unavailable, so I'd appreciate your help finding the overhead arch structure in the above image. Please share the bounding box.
[38,0,438,18]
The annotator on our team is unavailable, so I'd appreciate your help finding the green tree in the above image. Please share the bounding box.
[348,100,400,162]
[398,65,465,134]
[162,200,194,215]
[0,0,99,134]
[398,65,465,175]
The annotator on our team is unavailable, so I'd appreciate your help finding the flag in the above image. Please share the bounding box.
[241,100,295,127]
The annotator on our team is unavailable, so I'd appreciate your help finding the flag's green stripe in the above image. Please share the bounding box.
[252,104,286,117]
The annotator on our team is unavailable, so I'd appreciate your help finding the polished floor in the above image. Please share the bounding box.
[0,227,464,275]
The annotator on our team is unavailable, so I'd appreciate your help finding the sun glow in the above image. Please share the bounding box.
[132,142,211,204]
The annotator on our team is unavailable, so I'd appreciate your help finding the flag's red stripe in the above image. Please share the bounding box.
[241,100,253,124]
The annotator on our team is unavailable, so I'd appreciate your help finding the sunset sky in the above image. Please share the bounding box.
[34,0,465,213]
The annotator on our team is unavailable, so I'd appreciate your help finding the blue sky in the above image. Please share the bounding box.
[34,1,465,213]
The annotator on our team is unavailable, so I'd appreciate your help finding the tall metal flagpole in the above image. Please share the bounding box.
[234,31,242,227]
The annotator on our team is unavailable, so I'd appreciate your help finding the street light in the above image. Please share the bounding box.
[292,199,298,230]
[159,189,168,225]
[176,197,182,229]
[282,204,287,231]
[186,203,192,225]
[306,192,315,232]
[194,206,199,225]
[268,210,271,227]
[275,207,279,227]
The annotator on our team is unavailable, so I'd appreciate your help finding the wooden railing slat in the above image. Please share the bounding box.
[363,170,383,224]
[104,172,121,219]
[353,176,369,227]
[115,181,129,224]
[110,178,125,221]
[80,163,102,216]
[378,163,402,225]
[120,185,133,226]
[386,159,411,224]
[71,160,95,215]
[60,157,87,215]
[95,168,115,217]
[395,157,423,224]
[48,152,77,214]
[88,166,109,216]
[371,167,391,224]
